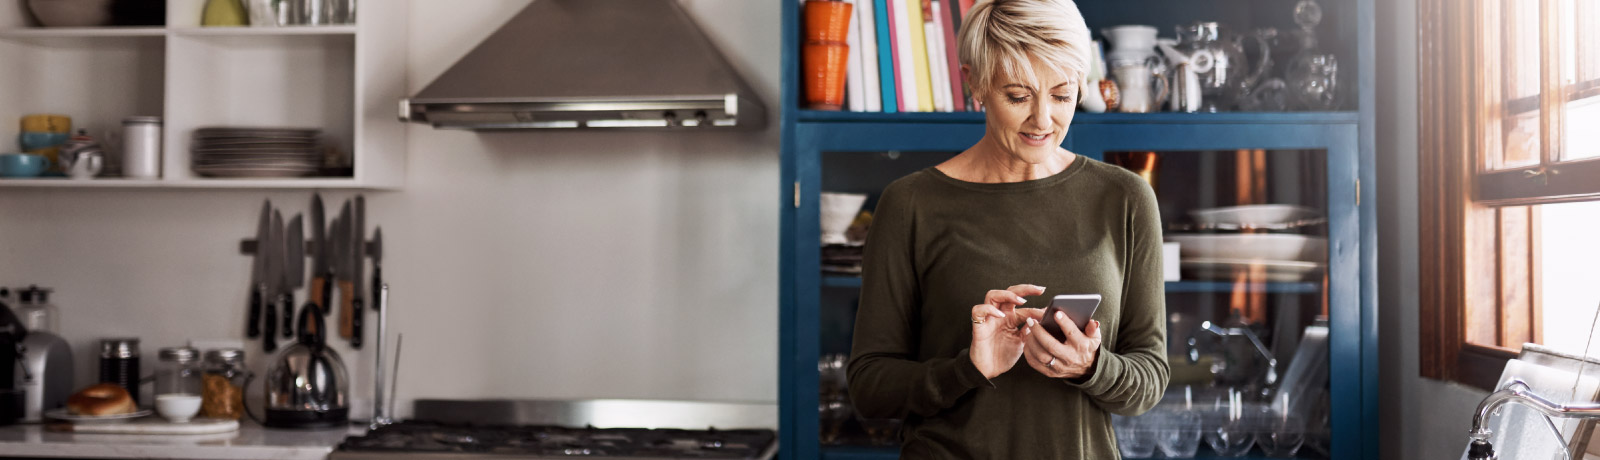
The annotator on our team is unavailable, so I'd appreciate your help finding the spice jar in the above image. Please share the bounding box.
[155,347,203,423]
[201,348,249,420]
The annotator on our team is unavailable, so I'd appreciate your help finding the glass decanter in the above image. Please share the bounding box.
[1285,0,1340,110]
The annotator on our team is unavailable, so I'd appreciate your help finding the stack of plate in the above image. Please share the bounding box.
[1168,205,1328,282]
[191,127,322,178]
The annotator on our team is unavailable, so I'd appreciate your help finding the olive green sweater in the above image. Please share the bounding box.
[846,157,1169,460]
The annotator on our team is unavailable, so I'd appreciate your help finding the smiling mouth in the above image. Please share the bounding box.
[1022,133,1050,141]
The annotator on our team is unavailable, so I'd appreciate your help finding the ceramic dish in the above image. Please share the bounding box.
[1180,258,1323,282]
[1166,234,1327,262]
[1189,204,1321,228]
[43,408,152,424]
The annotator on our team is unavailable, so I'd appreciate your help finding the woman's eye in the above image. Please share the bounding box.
[1052,95,1073,103]
[1007,95,1030,104]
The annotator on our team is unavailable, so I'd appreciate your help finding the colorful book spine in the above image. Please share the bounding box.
[856,0,882,112]
[939,0,964,111]
[926,0,951,112]
[844,0,865,111]
[891,0,917,111]
[905,0,933,112]
[873,0,897,112]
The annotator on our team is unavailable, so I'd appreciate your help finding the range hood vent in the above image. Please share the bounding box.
[401,0,764,130]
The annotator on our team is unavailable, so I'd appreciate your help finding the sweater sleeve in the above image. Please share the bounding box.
[847,179,993,420]
[1064,179,1170,416]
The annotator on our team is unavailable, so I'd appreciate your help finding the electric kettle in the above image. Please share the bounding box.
[264,305,348,428]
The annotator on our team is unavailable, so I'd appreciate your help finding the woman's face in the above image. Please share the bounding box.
[977,57,1078,164]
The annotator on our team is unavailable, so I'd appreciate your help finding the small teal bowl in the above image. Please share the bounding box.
[0,153,51,178]
[19,131,69,152]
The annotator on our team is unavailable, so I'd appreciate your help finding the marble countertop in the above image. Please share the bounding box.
[0,421,359,460]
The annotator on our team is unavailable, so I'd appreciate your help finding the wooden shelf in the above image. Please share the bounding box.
[796,110,1361,125]
[170,25,357,36]
[823,276,1318,294]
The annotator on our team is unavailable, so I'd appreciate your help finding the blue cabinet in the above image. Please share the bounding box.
[778,1,1376,459]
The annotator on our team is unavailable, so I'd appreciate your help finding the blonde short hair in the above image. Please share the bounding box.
[957,0,1093,95]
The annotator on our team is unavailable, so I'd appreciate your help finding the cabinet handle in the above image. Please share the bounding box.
[1355,178,1361,206]
[794,181,801,208]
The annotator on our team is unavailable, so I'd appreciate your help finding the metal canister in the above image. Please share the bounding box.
[99,338,141,404]
[121,116,161,179]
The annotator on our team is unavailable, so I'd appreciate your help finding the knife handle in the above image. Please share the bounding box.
[247,284,263,338]
[263,296,279,353]
[319,272,334,315]
[282,291,296,338]
[370,266,382,312]
[339,280,355,339]
[351,297,364,349]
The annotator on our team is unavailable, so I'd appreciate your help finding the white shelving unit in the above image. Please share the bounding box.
[0,0,407,189]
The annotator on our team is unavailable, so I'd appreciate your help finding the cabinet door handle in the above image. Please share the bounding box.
[794,181,801,208]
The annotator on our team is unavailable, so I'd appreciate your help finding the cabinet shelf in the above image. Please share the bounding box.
[819,445,1282,460]
[170,25,357,36]
[823,276,1318,294]
[797,110,1360,125]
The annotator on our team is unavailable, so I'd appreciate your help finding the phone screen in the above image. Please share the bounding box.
[1039,294,1101,342]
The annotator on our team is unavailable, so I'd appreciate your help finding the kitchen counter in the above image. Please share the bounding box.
[0,421,358,460]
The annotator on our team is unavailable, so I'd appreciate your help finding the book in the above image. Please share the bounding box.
[873,0,897,112]
[939,0,965,111]
[844,0,865,111]
[905,0,933,112]
[856,0,882,112]
[926,0,951,112]
[891,0,918,111]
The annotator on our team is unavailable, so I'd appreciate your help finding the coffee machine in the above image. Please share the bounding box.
[0,298,27,425]
[15,286,72,422]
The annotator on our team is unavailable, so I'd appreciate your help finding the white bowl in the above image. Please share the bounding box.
[1166,234,1327,262]
[28,0,113,27]
[155,393,203,423]
[1189,205,1320,228]
[820,192,868,245]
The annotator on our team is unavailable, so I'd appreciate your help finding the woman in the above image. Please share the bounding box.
[845,0,1169,458]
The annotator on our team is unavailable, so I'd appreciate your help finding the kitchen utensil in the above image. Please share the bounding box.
[1203,389,1262,457]
[246,0,275,26]
[58,130,104,179]
[284,214,304,338]
[1165,234,1327,262]
[98,338,141,406]
[0,153,50,178]
[153,347,202,423]
[1189,204,1321,229]
[819,192,867,245]
[248,200,270,338]
[202,0,247,26]
[802,0,852,111]
[1257,401,1305,457]
[263,209,283,353]
[46,417,238,434]
[370,283,392,428]
[1285,0,1339,110]
[1174,22,1272,111]
[1102,25,1159,61]
[370,227,382,311]
[26,0,113,27]
[1152,408,1203,457]
[264,305,349,428]
[325,0,354,23]
[1181,258,1323,282]
[309,194,329,318]
[335,200,353,341]
[1109,59,1168,113]
[350,195,365,349]
[1188,318,1278,392]
[1157,39,1205,113]
[121,117,161,179]
[42,408,152,423]
[17,309,72,422]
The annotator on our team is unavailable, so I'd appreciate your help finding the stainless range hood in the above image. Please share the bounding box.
[401,0,765,130]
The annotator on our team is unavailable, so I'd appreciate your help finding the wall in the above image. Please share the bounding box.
[1375,0,1491,459]
[0,0,782,419]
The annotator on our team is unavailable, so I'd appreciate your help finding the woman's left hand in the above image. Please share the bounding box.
[1017,309,1102,379]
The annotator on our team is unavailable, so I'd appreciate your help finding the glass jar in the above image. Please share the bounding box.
[100,338,141,405]
[155,347,203,422]
[201,348,249,420]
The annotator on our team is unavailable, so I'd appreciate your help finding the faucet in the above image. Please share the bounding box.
[1467,379,1600,460]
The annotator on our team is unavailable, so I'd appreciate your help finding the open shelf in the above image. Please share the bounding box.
[170,25,357,36]
[823,276,1319,294]
[819,445,1284,460]
[797,110,1361,125]
[0,27,165,44]
[0,177,386,190]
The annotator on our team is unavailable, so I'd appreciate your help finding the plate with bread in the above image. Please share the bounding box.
[45,383,151,423]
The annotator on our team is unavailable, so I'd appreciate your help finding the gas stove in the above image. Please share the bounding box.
[328,399,778,460]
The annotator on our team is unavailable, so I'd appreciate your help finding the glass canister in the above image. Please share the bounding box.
[154,347,203,422]
[201,349,249,420]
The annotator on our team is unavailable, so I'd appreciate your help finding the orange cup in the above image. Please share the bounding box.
[804,41,850,110]
[804,0,853,44]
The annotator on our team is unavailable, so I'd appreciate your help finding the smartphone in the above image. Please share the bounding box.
[1040,294,1102,342]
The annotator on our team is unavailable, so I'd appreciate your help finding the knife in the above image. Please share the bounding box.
[337,200,356,340]
[309,194,330,317]
[248,200,271,339]
[350,195,366,349]
[263,209,283,353]
[284,214,304,338]
[370,227,383,312]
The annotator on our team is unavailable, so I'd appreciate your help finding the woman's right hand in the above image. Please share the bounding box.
[970,284,1045,379]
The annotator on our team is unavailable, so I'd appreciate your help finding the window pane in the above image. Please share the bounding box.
[1562,0,1600,161]
[1537,201,1600,357]
[1568,97,1600,160]
[1487,0,1543,169]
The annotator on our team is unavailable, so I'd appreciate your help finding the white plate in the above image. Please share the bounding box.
[1166,234,1327,262]
[1180,258,1323,282]
[1189,205,1321,227]
[44,408,153,423]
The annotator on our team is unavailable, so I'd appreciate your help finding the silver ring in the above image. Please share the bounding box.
[1046,357,1056,368]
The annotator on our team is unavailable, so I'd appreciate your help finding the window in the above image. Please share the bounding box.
[1419,0,1600,390]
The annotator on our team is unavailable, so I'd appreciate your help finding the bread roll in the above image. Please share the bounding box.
[67,383,136,416]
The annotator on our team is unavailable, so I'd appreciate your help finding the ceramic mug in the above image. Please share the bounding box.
[0,153,51,177]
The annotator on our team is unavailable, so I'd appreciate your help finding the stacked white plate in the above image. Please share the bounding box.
[190,127,322,178]
[1169,205,1328,282]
